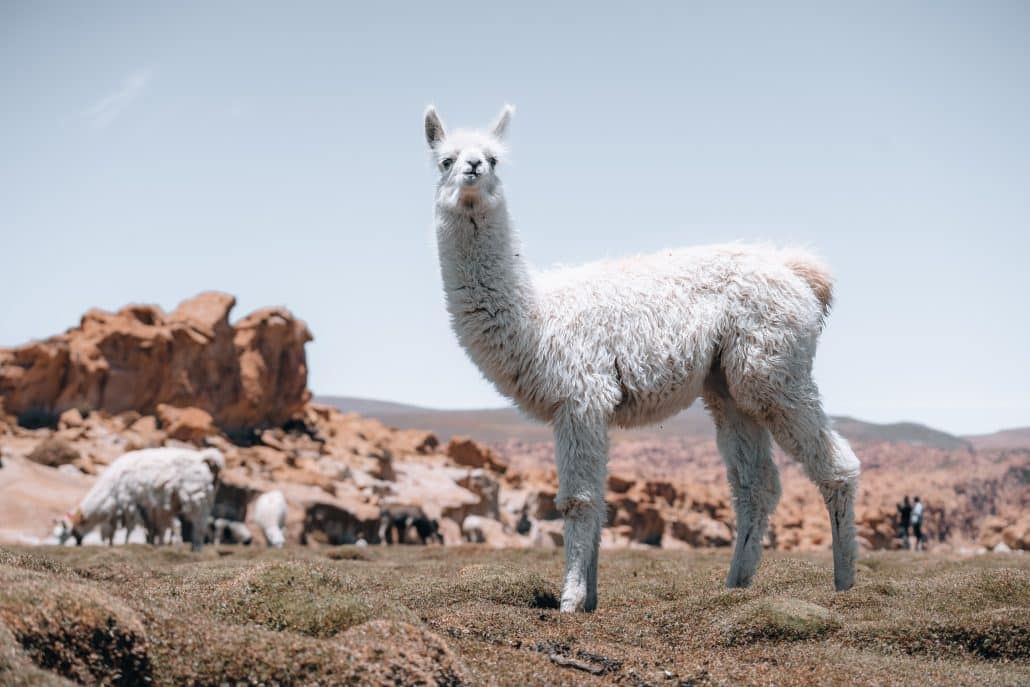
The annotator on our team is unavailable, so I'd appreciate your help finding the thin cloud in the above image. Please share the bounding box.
[83,68,152,129]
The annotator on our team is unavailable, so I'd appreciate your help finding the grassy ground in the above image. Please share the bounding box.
[0,545,1026,686]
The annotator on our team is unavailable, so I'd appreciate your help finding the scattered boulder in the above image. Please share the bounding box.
[670,513,733,548]
[527,489,560,521]
[156,404,218,443]
[125,415,165,449]
[57,408,84,430]
[1002,514,1030,551]
[446,437,508,474]
[610,499,665,546]
[607,473,634,493]
[393,429,440,455]
[979,515,1008,550]
[457,469,501,520]
[25,438,80,468]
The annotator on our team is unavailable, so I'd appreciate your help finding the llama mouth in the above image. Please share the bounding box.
[461,173,480,184]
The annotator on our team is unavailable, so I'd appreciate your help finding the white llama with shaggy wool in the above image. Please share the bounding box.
[424,105,860,612]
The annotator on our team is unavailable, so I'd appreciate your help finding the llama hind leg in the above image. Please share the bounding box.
[762,386,860,591]
[704,380,780,588]
[554,407,608,613]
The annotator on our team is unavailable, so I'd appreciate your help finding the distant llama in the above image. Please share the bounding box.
[424,105,860,612]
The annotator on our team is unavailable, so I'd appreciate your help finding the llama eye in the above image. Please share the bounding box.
[441,158,454,169]
[487,156,498,167]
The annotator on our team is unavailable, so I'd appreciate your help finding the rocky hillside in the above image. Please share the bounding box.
[1,294,1027,555]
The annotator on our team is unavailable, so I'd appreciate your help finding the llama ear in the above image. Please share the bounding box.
[424,106,446,149]
[491,104,514,139]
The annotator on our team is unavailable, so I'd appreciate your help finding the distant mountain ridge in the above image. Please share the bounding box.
[314,395,991,451]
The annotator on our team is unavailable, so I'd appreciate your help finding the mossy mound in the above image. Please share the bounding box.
[215,560,415,637]
[0,566,151,686]
[718,597,840,645]
[405,564,558,609]
[851,606,1030,661]
[338,620,469,686]
[325,545,375,561]
[0,623,76,687]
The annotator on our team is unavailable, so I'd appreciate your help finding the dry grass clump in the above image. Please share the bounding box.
[718,597,840,645]
[325,545,375,561]
[0,623,75,687]
[851,606,1030,661]
[339,620,468,687]
[0,549,72,577]
[0,566,151,686]
[0,545,1026,686]
[215,560,416,637]
[402,563,559,610]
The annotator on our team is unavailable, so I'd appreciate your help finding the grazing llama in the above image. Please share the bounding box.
[424,105,860,612]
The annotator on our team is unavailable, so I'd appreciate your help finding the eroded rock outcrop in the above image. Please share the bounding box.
[0,292,311,433]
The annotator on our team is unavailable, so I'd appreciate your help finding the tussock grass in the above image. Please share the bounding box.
[0,545,1026,686]
[215,560,416,637]
[718,597,840,645]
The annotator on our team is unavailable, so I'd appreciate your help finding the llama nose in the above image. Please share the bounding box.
[467,159,482,172]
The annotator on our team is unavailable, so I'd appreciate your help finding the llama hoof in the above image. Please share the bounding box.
[725,571,754,589]
[834,574,855,592]
[560,588,589,613]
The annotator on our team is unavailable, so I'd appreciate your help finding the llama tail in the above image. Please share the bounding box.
[782,250,834,315]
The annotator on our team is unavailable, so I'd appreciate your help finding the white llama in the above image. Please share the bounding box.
[424,105,860,612]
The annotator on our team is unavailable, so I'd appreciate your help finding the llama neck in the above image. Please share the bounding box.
[436,200,538,398]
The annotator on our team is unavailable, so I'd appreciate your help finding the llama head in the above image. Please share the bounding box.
[52,509,83,545]
[425,105,513,212]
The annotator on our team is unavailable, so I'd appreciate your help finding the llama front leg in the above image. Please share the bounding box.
[553,408,608,612]
[704,382,781,588]
[187,507,209,552]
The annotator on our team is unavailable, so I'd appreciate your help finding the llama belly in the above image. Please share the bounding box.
[611,377,704,429]
[609,353,710,429]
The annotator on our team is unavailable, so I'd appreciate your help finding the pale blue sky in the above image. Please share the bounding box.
[2,2,1028,434]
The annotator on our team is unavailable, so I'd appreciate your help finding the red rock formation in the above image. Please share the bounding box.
[156,404,218,443]
[446,437,509,474]
[0,292,311,432]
